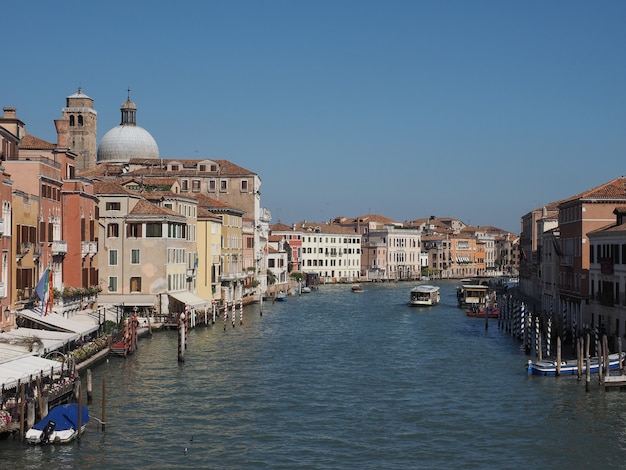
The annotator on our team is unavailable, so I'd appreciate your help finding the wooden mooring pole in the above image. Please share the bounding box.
[19,383,25,441]
[87,369,93,404]
[585,332,591,392]
[556,336,562,376]
[77,382,83,441]
[178,312,186,363]
[101,378,107,432]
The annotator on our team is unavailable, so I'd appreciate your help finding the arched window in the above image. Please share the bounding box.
[78,115,84,126]
[69,115,75,126]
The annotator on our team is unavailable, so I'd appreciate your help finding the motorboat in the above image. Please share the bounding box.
[527,352,626,376]
[351,284,364,292]
[466,300,499,318]
[409,285,440,306]
[456,282,489,309]
[25,403,89,444]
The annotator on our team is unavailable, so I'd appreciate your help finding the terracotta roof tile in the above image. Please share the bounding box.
[270,222,293,231]
[129,199,181,217]
[19,134,56,149]
[93,180,131,195]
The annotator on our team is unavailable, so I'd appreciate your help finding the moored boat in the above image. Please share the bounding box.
[466,304,499,318]
[275,291,287,301]
[409,285,440,306]
[351,284,363,292]
[457,282,489,309]
[527,352,626,376]
[25,403,89,445]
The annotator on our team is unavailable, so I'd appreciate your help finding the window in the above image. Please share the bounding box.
[127,223,142,238]
[220,179,227,192]
[181,179,189,191]
[130,277,142,292]
[131,249,140,264]
[108,276,118,292]
[146,223,163,237]
[69,115,75,126]
[106,202,121,211]
[241,180,248,192]
[107,223,119,238]
[109,249,118,266]
[208,179,216,192]
[192,180,201,192]
[199,164,206,172]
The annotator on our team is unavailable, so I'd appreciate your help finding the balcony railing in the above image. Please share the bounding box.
[33,242,43,261]
[81,241,98,257]
[51,240,67,255]
[17,242,31,259]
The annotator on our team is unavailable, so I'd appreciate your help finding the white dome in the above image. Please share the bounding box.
[97,125,160,162]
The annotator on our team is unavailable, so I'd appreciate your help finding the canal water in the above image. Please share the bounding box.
[2,281,626,469]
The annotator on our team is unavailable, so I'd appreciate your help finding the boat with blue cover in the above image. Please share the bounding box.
[25,403,89,444]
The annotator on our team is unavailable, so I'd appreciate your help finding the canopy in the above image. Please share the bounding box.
[17,310,99,337]
[168,291,209,309]
[0,355,63,390]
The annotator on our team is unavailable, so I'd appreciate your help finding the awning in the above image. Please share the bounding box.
[17,310,99,337]
[97,294,157,307]
[1,327,78,354]
[168,291,209,309]
[0,355,64,390]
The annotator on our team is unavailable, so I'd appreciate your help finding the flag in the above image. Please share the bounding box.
[35,268,52,316]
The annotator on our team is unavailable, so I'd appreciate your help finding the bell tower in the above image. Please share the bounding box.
[62,87,97,171]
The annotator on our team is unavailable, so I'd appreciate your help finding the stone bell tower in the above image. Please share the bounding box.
[62,87,97,171]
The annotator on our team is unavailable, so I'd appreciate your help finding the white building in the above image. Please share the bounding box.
[297,222,362,283]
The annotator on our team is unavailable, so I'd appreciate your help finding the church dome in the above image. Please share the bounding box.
[97,95,160,163]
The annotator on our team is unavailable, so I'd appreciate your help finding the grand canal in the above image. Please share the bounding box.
[2,281,626,469]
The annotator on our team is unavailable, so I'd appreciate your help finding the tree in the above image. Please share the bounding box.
[284,240,293,273]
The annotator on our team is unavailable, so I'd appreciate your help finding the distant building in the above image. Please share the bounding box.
[62,88,97,171]
[587,207,626,352]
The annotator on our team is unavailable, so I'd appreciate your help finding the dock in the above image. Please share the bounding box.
[603,374,626,390]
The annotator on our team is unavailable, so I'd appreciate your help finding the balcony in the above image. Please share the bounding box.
[82,241,98,258]
[16,242,31,260]
[51,240,67,255]
[33,242,43,261]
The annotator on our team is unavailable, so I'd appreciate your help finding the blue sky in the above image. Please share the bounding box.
[3,1,625,233]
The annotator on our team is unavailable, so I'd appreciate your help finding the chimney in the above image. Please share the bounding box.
[3,107,16,119]
[54,118,69,147]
